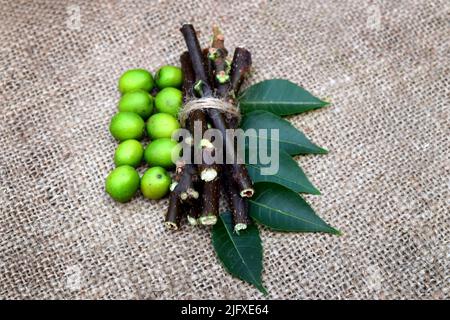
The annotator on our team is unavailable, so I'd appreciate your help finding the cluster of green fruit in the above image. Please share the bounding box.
[105,67,184,203]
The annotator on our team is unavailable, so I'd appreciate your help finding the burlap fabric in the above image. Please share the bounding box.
[0,0,448,300]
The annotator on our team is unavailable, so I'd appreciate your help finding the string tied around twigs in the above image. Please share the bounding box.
[178,97,240,127]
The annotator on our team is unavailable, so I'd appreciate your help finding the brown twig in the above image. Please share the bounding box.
[165,189,181,230]
[207,27,254,198]
[222,168,250,233]
[229,47,252,101]
[180,24,213,97]
[185,197,201,226]
[180,50,218,182]
[199,175,220,225]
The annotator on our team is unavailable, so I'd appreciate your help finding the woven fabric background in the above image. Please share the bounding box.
[0,0,448,299]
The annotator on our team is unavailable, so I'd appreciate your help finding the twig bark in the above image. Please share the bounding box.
[165,188,181,230]
[180,25,213,97]
[207,28,254,198]
[180,50,218,182]
[199,176,220,225]
[222,168,250,232]
[229,47,252,101]
[185,197,201,226]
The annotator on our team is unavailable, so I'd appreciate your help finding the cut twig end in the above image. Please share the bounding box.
[200,168,218,182]
[240,188,255,198]
[170,182,178,192]
[165,221,179,230]
[199,215,218,226]
[187,215,198,226]
[234,223,247,233]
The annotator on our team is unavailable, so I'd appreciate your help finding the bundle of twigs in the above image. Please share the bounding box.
[165,24,253,232]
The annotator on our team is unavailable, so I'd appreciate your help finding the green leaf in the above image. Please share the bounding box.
[238,79,329,116]
[240,110,327,155]
[248,183,340,234]
[246,149,320,195]
[212,212,267,295]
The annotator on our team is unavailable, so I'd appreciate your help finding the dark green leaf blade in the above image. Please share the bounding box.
[245,149,320,195]
[238,79,329,116]
[240,110,327,155]
[212,212,267,295]
[249,183,340,234]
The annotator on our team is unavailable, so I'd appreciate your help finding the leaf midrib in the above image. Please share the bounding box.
[246,163,313,191]
[244,133,318,152]
[221,216,261,287]
[241,100,324,106]
[249,199,327,230]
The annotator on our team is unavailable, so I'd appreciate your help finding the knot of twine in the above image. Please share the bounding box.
[178,97,240,126]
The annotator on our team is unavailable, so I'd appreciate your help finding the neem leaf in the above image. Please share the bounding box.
[212,212,267,295]
[240,110,327,155]
[238,79,329,116]
[249,183,340,234]
[246,149,320,195]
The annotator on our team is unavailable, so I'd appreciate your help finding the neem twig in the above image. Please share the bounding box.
[165,190,181,230]
[229,47,252,100]
[209,25,230,91]
[222,168,250,233]
[180,47,218,182]
[199,176,220,225]
[175,161,200,203]
[184,197,201,226]
[165,53,200,229]
[180,25,213,97]
[207,27,254,198]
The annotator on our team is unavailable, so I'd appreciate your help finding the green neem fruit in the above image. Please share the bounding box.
[146,113,180,140]
[105,165,140,203]
[144,138,180,168]
[155,65,183,89]
[154,87,183,116]
[109,112,145,141]
[140,166,171,200]
[118,69,154,93]
[114,139,144,167]
[118,90,153,120]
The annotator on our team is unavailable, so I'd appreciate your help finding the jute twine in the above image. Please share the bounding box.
[0,0,448,300]
[179,97,241,126]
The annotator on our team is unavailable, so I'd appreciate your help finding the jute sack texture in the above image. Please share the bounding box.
[0,0,448,299]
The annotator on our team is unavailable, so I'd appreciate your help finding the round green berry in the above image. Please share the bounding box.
[109,112,145,141]
[118,90,153,120]
[146,113,180,140]
[140,166,172,200]
[118,69,154,93]
[114,139,144,167]
[105,165,140,203]
[144,138,180,168]
[155,65,183,89]
[154,87,183,116]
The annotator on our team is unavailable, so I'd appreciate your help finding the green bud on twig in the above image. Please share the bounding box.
[194,80,203,96]
[216,71,230,84]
